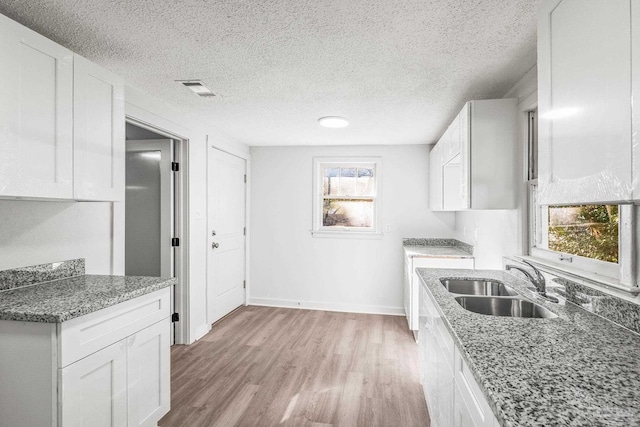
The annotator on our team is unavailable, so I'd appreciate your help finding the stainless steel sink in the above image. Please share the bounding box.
[441,279,519,297]
[454,296,558,319]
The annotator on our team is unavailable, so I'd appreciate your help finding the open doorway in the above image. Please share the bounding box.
[125,121,183,344]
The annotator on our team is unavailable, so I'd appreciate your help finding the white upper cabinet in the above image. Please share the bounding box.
[538,0,634,204]
[430,99,517,211]
[73,55,125,201]
[0,14,73,199]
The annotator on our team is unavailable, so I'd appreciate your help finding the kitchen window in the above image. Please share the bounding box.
[527,110,634,285]
[312,157,382,238]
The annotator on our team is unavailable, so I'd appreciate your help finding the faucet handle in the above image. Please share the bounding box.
[520,259,545,286]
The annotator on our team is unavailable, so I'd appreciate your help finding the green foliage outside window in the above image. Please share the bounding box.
[548,205,618,263]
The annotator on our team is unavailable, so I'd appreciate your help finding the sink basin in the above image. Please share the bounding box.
[441,279,519,297]
[454,296,557,318]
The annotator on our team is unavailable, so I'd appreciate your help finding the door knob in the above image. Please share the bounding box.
[212,242,220,249]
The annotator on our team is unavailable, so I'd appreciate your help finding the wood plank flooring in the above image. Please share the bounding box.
[159,306,430,427]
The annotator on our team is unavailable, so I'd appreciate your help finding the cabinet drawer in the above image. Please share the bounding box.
[58,288,170,367]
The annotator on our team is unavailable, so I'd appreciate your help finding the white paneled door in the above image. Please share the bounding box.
[207,148,246,325]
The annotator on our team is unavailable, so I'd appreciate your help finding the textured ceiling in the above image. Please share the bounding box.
[0,0,541,146]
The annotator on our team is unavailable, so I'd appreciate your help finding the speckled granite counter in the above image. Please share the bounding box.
[417,268,640,427]
[403,238,473,258]
[0,260,175,323]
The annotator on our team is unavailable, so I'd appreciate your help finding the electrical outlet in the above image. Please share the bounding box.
[474,227,479,242]
[385,224,391,233]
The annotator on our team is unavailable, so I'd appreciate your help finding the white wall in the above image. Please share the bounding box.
[453,66,537,268]
[249,144,456,314]
[0,201,114,274]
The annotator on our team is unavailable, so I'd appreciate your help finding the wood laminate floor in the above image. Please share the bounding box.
[159,306,430,427]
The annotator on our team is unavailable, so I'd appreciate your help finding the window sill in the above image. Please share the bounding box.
[310,230,383,240]
[512,255,640,296]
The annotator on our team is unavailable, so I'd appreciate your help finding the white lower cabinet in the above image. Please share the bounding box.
[420,285,499,427]
[0,288,171,427]
[60,319,170,427]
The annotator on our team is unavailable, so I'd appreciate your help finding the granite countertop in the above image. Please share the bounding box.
[404,245,473,258]
[0,274,175,323]
[417,268,640,427]
[403,237,474,258]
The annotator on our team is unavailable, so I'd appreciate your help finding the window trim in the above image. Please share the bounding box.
[311,156,382,239]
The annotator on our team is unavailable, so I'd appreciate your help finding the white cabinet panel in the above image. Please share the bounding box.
[443,155,463,211]
[538,0,633,204]
[0,14,73,199]
[73,55,125,201]
[419,284,455,427]
[454,348,497,427]
[429,144,443,210]
[446,114,461,163]
[632,1,640,200]
[60,339,128,427]
[127,320,171,427]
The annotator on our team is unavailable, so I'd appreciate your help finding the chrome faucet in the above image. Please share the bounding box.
[506,260,558,302]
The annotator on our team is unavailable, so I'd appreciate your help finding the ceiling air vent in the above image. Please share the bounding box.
[177,80,215,97]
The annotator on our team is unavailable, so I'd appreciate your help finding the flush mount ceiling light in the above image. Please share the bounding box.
[318,116,349,128]
[176,80,215,97]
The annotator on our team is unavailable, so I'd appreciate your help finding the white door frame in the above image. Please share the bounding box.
[124,117,188,344]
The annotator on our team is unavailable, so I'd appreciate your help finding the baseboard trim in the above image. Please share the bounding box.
[190,324,211,344]
[248,297,404,316]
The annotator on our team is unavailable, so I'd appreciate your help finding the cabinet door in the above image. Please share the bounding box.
[73,55,125,201]
[429,144,443,210]
[538,0,632,204]
[127,319,171,427]
[60,339,128,427]
[0,15,73,199]
[454,348,497,427]
[448,114,461,161]
[458,103,470,209]
[443,154,463,211]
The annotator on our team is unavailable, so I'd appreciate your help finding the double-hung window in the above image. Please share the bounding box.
[312,157,382,238]
[527,110,634,286]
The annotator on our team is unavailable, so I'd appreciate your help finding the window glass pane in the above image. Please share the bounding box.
[323,198,373,228]
[339,168,357,195]
[547,205,619,263]
[357,168,375,196]
[323,167,339,195]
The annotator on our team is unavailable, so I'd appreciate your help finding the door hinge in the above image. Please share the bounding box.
[171,237,180,247]
[243,280,246,289]
[243,227,246,236]
[244,174,247,183]
[172,162,180,172]
[171,313,180,322]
